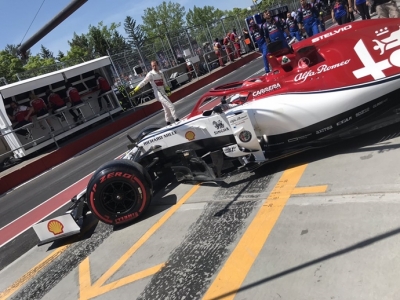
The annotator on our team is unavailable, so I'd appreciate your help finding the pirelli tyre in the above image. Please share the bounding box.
[86,160,153,225]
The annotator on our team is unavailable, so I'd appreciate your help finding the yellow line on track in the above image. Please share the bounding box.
[0,245,69,300]
[79,184,201,299]
[292,185,328,195]
[80,261,165,299]
[0,219,98,300]
[203,164,308,300]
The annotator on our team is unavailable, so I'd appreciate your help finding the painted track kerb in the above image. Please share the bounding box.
[0,173,92,249]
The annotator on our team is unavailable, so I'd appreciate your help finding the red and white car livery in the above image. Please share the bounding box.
[34,19,400,241]
[128,19,400,166]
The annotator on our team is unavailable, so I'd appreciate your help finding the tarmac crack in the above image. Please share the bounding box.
[10,220,114,300]
[137,173,272,300]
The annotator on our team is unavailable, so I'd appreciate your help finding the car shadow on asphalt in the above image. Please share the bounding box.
[254,119,400,179]
[210,225,400,299]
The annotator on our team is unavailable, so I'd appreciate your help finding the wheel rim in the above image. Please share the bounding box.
[100,181,138,214]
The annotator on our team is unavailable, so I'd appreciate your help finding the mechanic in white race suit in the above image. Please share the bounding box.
[133,60,179,125]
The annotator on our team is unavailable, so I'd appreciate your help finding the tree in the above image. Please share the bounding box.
[0,50,24,83]
[66,22,129,59]
[68,32,93,59]
[141,1,186,39]
[186,6,224,28]
[4,44,31,59]
[90,22,129,55]
[68,32,91,50]
[23,54,56,71]
[224,7,250,21]
[57,50,65,61]
[124,16,146,49]
[40,45,54,59]
[257,0,287,11]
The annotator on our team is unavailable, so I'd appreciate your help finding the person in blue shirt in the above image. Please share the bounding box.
[297,0,320,38]
[331,0,349,25]
[354,0,371,20]
[286,12,303,42]
[310,0,326,31]
[262,10,290,51]
[250,23,271,73]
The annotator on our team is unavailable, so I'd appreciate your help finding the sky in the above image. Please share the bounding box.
[0,0,251,56]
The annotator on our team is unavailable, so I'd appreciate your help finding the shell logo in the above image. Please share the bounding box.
[47,220,64,235]
[185,131,195,141]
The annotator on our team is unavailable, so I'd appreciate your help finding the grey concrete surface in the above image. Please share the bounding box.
[9,131,400,300]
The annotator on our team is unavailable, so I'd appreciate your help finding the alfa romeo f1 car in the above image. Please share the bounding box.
[34,19,400,242]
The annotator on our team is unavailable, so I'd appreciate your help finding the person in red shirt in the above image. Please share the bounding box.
[230,29,241,59]
[46,89,66,110]
[213,38,225,67]
[95,73,111,111]
[46,89,67,121]
[66,82,83,123]
[223,33,235,62]
[29,93,54,131]
[7,101,32,137]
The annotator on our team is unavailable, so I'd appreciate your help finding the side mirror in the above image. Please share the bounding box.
[202,110,214,116]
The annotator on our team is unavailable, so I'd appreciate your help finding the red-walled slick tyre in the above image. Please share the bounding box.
[86,160,153,225]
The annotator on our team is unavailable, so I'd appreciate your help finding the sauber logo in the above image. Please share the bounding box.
[353,26,400,80]
[213,120,224,129]
[312,25,352,43]
[212,120,229,135]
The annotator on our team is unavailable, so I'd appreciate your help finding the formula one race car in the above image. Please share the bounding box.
[33,19,400,243]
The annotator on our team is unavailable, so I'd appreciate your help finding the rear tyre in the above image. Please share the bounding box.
[86,160,152,225]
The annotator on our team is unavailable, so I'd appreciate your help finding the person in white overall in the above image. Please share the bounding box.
[133,60,179,125]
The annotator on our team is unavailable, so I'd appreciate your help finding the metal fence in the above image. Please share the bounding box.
[16,16,247,86]
[104,15,249,108]
[16,56,95,81]
[0,77,7,87]
[109,15,247,73]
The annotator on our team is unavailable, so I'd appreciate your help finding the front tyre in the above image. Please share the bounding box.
[86,160,152,225]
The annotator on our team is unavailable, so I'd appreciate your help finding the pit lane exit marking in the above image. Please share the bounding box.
[78,184,201,300]
[203,164,326,300]
[0,218,99,300]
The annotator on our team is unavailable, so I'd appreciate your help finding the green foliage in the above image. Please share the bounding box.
[57,50,65,61]
[68,32,90,50]
[4,44,31,59]
[124,16,146,49]
[141,1,186,39]
[0,50,24,83]
[66,22,129,58]
[23,54,56,71]
[40,45,54,59]
[62,45,90,62]
[257,0,287,11]
[224,7,250,21]
[186,6,224,28]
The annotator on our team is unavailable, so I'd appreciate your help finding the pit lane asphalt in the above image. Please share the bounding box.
[3,110,400,300]
[0,56,266,271]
